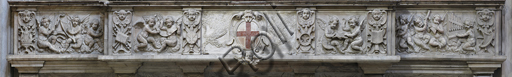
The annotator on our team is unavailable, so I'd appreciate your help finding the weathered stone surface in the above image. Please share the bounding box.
[3,0,508,77]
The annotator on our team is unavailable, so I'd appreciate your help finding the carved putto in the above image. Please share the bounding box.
[15,10,104,54]
[322,16,364,54]
[396,9,497,55]
[366,9,387,54]
[476,9,495,54]
[296,8,316,54]
[182,9,202,54]
[135,15,181,53]
[17,10,37,54]
[113,10,133,55]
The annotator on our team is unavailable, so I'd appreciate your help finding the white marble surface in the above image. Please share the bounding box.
[1,0,10,76]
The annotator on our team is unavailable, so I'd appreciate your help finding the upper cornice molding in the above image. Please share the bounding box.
[7,0,505,7]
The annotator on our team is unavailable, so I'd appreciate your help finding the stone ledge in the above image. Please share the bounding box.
[7,54,99,61]
[7,1,504,6]
[98,55,401,63]
[400,55,506,62]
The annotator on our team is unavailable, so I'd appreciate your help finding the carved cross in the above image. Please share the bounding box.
[237,22,259,49]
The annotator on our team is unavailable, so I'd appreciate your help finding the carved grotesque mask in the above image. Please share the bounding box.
[41,17,50,28]
[242,10,255,22]
[298,8,313,20]
[115,10,131,21]
[184,9,200,21]
[370,9,384,21]
[72,16,80,27]
[19,10,35,23]
[477,9,494,22]
[328,17,339,29]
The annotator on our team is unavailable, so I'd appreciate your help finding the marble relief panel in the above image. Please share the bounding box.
[14,9,105,55]
[315,9,390,55]
[110,9,197,55]
[203,8,392,56]
[395,9,498,55]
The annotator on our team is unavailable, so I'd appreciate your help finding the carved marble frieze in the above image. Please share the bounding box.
[315,9,389,55]
[110,8,202,55]
[395,9,499,55]
[15,9,104,55]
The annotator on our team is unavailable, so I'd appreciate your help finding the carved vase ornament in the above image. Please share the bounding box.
[366,9,387,54]
[17,10,37,54]
[182,9,202,54]
[296,8,316,54]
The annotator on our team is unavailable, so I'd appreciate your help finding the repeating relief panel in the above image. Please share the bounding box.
[295,8,316,55]
[15,9,104,55]
[111,8,202,55]
[315,9,389,55]
[396,9,498,55]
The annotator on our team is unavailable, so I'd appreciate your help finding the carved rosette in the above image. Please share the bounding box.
[17,10,37,55]
[295,8,316,55]
[113,10,133,55]
[182,9,202,54]
[366,9,387,55]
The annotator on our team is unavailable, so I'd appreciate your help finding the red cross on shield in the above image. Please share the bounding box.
[236,22,260,49]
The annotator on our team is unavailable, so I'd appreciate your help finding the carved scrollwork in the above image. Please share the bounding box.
[182,9,202,54]
[295,8,316,55]
[17,10,37,55]
[113,10,133,55]
[476,9,496,54]
[366,9,387,54]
